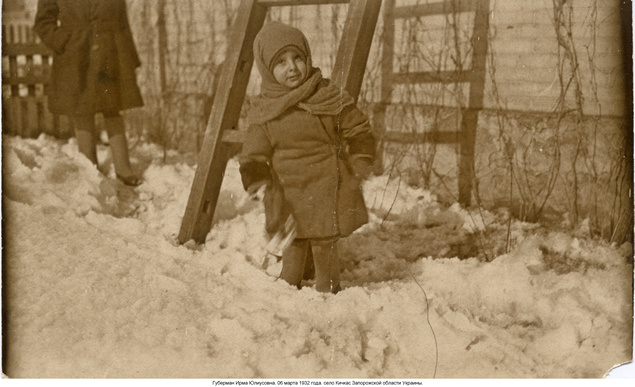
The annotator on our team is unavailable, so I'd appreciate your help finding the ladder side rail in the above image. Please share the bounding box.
[178,0,267,244]
[332,0,382,100]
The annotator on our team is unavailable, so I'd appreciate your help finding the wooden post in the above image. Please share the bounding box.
[178,0,267,244]
[157,0,168,95]
[373,0,395,173]
[457,0,489,206]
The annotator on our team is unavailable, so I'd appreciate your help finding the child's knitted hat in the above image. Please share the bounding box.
[253,21,311,74]
[249,21,354,125]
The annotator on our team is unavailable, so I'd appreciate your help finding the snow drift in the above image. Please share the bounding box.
[2,134,632,378]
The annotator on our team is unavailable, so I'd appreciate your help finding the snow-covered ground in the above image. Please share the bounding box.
[2,134,633,378]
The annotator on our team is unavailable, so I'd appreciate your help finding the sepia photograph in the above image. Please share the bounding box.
[1,0,633,379]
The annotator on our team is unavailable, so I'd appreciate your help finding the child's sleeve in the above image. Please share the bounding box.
[338,104,376,159]
[238,124,273,193]
[337,105,377,179]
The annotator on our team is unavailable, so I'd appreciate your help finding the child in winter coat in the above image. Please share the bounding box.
[239,22,376,294]
[33,0,143,186]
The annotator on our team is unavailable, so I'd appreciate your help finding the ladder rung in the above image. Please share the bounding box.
[392,70,472,84]
[394,0,477,19]
[257,0,349,6]
[383,130,459,144]
[221,129,247,144]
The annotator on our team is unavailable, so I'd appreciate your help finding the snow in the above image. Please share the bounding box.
[2,134,633,378]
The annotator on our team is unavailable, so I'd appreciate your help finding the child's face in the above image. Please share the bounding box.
[272,50,307,89]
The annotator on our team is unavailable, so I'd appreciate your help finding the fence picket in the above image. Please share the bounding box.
[24,97,39,138]
[9,98,23,136]
[2,20,68,139]
[40,98,54,134]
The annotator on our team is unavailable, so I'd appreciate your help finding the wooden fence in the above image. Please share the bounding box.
[2,22,73,139]
[375,0,490,206]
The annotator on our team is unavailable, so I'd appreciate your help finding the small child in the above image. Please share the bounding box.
[239,22,375,294]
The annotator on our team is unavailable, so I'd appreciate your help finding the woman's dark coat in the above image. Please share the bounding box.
[33,0,143,116]
[239,100,375,240]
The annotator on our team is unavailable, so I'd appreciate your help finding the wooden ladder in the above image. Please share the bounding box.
[178,0,382,244]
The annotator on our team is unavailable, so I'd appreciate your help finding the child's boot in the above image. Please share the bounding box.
[302,247,315,280]
[311,240,341,293]
[280,239,309,288]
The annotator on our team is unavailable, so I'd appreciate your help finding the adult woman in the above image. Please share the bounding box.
[34,0,144,185]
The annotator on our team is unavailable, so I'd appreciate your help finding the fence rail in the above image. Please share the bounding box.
[2,22,72,139]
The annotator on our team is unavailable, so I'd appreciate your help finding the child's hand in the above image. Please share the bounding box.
[248,183,268,201]
[349,154,374,180]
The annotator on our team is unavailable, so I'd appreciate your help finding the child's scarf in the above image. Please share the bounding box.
[248,22,354,125]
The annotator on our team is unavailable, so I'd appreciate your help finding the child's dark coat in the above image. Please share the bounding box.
[240,83,375,239]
